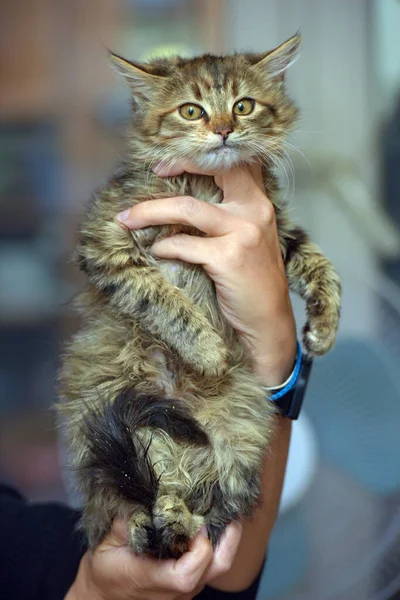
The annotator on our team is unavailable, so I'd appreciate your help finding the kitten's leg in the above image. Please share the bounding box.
[182,379,272,550]
[283,226,341,355]
[84,493,203,558]
[204,480,254,548]
[80,495,112,550]
[82,490,154,554]
[128,509,154,554]
[78,220,227,377]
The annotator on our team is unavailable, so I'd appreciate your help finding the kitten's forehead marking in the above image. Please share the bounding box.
[191,82,202,101]
[182,58,240,103]
[185,76,242,115]
[171,57,264,120]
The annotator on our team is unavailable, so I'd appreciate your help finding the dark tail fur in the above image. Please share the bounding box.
[79,389,209,511]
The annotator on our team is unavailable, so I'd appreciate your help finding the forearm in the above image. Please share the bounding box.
[206,288,295,592]
[245,275,297,387]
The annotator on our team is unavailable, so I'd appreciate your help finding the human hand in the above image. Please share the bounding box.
[117,161,296,385]
[65,518,242,600]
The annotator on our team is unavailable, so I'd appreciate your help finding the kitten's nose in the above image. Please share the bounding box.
[216,126,233,140]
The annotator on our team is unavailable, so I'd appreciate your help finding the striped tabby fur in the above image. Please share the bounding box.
[58,34,341,558]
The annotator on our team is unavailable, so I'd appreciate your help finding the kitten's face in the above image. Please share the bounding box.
[112,34,300,170]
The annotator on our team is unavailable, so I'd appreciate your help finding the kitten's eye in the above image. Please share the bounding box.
[233,98,254,116]
[179,104,205,120]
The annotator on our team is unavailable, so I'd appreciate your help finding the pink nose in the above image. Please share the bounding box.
[216,127,232,140]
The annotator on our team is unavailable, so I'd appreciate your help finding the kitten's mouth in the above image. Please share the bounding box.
[197,142,251,169]
[209,146,231,155]
[207,143,235,156]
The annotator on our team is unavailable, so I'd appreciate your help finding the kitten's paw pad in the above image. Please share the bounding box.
[153,495,204,558]
[302,321,337,356]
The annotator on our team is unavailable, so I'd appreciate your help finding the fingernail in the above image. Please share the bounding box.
[117,209,130,222]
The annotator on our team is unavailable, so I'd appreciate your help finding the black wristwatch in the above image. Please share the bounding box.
[264,341,313,420]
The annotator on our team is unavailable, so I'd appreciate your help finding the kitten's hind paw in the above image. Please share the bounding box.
[153,495,204,559]
[128,509,154,555]
[128,496,204,558]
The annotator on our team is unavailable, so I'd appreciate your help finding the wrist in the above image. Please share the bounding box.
[264,343,313,420]
[255,351,296,386]
[251,330,297,386]
[264,341,302,397]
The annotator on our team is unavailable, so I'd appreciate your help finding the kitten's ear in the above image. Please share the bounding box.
[109,52,163,99]
[251,33,301,79]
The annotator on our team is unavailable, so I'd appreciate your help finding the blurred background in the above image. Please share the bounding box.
[0,1,399,598]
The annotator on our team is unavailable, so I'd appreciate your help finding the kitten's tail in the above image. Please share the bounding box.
[79,389,209,511]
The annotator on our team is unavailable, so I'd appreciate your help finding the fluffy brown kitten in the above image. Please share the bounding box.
[58,34,341,558]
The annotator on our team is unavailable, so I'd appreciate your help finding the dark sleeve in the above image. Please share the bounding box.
[0,484,87,600]
[196,565,264,600]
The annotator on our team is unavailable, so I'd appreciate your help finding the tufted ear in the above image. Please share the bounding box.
[109,52,164,100]
[250,33,301,79]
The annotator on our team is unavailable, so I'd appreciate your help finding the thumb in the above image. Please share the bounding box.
[217,164,264,202]
[99,518,130,550]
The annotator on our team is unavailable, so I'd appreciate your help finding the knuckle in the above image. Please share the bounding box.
[179,195,199,217]
[224,240,244,267]
[260,203,275,225]
[242,222,263,247]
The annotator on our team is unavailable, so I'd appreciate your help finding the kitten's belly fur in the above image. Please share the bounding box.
[156,180,222,305]
[60,174,279,556]
[155,260,215,393]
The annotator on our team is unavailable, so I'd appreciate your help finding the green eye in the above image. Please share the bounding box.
[179,103,204,120]
[233,98,254,116]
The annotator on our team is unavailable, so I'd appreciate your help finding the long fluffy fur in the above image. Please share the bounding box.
[58,34,341,558]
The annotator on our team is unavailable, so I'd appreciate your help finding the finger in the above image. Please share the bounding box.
[151,234,218,267]
[217,165,263,202]
[153,159,217,178]
[99,517,129,550]
[248,162,265,190]
[204,522,243,583]
[117,196,237,237]
[150,530,213,595]
[173,530,214,589]
[153,160,266,201]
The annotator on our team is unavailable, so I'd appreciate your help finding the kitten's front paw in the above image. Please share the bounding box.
[302,315,339,356]
[184,331,228,377]
[303,292,341,356]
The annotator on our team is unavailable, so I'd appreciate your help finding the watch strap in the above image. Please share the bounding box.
[263,342,313,420]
